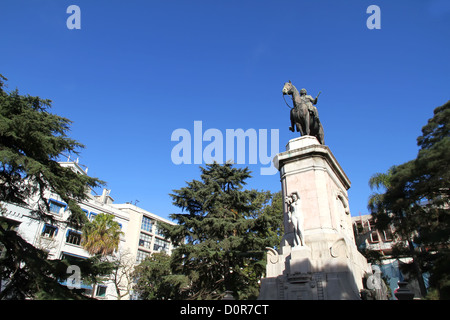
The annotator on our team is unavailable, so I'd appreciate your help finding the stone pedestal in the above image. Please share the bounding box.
[259,136,371,300]
[289,246,312,274]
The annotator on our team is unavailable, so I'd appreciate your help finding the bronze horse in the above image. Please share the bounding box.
[282,81,325,145]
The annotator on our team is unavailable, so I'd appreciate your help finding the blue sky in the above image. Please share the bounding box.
[1,0,449,221]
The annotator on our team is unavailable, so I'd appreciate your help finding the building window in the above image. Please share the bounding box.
[155,224,165,237]
[89,212,97,221]
[96,285,107,298]
[59,253,93,295]
[382,228,394,242]
[0,218,20,232]
[354,221,364,235]
[153,238,169,252]
[41,224,58,238]
[136,250,150,264]
[66,230,82,246]
[370,231,379,243]
[139,233,152,249]
[141,216,153,232]
[49,200,66,214]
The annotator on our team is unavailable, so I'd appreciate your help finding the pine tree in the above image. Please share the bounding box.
[368,101,450,299]
[132,252,190,300]
[162,162,282,299]
[0,75,110,299]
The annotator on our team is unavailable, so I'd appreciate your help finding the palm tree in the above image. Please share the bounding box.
[367,166,395,214]
[82,213,123,257]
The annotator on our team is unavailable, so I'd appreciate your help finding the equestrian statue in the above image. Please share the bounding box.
[282,80,325,145]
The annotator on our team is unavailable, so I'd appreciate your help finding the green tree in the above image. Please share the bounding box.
[81,213,124,298]
[132,252,190,300]
[82,213,123,256]
[367,166,394,214]
[368,164,428,297]
[162,162,283,300]
[254,190,284,250]
[0,75,110,299]
[415,101,450,299]
[368,101,450,299]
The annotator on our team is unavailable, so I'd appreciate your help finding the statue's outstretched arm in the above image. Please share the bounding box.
[313,91,321,105]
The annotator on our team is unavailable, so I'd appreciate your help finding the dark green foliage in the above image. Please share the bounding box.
[0,75,109,299]
[157,162,283,300]
[132,252,190,300]
[428,252,450,300]
[368,101,450,299]
[358,248,385,265]
[0,75,103,227]
[381,102,450,248]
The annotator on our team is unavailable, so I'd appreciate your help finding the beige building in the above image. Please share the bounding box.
[0,161,175,300]
[352,213,398,254]
[112,203,174,265]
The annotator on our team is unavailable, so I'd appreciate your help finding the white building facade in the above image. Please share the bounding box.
[0,161,175,300]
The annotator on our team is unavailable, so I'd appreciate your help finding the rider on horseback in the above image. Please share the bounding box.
[283,80,325,144]
[300,88,320,124]
[289,88,320,132]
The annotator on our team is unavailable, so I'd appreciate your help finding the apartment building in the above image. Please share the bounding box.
[352,214,398,254]
[0,161,175,300]
[112,203,174,264]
